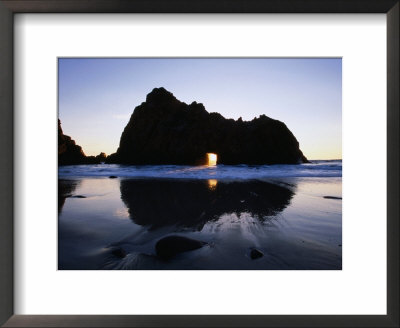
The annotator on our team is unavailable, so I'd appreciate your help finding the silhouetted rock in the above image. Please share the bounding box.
[323,196,342,200]
[96,152,107,162]
[58,120,107,165]
[111,87,308,165]
[109,176,118,179]
[250,248,264,259]
[120,179,294,230]
[58,120,87,165]
[85,152,108,164]
[155,235,207,259]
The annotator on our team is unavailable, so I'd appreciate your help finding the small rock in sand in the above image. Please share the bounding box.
[71,195,86,198]
[323,196,342,200]
[250,248,264,260]
[155,235,207,260]
[111,247,127,258]
[109,176,118,179]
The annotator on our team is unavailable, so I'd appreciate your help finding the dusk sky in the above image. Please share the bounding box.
[58,58,341,160]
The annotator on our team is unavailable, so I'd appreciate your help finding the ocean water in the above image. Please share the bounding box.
[58,160,342,179]
[58,161,342,270]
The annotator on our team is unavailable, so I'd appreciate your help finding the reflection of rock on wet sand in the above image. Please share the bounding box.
[58,179,81,213]
[120,179,294,230]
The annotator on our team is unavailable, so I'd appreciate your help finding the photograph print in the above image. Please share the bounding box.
[58,58,342,270]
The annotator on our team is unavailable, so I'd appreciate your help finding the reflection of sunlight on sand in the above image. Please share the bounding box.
[294,177,342,198]
[207,179,218,190]
[79,177,120,194]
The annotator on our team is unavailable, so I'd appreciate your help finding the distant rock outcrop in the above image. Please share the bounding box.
[58,120,106,165]
[85,152,107,164]
[109,87,308,165]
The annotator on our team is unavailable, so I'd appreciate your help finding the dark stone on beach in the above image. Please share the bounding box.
[250,248,264,260]
[70,195,86,198]
[108,87,308,165]
[109,176,118,179]
[323,196,342,200]
[155,235,206,260]
[111,247,127,258]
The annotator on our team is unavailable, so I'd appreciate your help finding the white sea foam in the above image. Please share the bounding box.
[58,160,342,179]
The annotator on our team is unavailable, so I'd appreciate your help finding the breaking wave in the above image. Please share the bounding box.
[59,160,342,179]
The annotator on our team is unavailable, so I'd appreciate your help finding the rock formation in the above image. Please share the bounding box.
[85,152,107,164]
[109,87,308,165]
[58,119,87,165]
[58,119,106,165]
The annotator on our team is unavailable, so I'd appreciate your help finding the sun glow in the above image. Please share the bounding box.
[207,153,217,166]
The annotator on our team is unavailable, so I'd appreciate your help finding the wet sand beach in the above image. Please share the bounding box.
[58,176,342,270]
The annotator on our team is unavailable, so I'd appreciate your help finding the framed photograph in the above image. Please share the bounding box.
[0,0,398,327]
[57,57,342,271]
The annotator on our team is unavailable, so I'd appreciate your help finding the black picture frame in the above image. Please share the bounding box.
[0,1,398,327]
